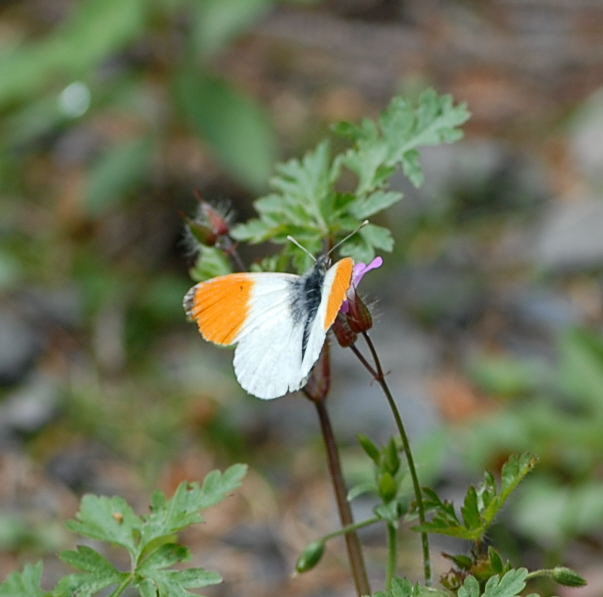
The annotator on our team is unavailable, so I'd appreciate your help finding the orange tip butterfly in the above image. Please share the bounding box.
[183,254,354,399]
[183,222,369,399]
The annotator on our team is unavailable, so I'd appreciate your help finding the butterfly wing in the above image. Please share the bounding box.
[183,257,353,400]
[299,257,354,378]
[184,272,306,399]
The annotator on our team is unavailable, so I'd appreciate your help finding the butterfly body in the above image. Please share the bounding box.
[184,256,353,399]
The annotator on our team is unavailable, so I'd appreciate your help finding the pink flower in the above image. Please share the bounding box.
[334,256,382,345]
[341,256,383,314]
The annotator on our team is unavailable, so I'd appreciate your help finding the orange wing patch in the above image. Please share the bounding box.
[186,274,254,345]
[324,257,354,331]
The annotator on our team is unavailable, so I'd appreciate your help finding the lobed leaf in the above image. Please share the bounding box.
[0,561,45,597]
[60,545,119,575]
[482,569,528,597]
[136,567,221,597]
[66,495,142,556]
[190,246,233,282]
[141,464,247,545]
[338,89,470,195]
[373,576,449,597]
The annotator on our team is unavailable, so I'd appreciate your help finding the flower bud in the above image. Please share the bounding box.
[552,567,587,587]
[332,312,358,347]
[378,471,398,502]
[185,217,218,247]
[346,293,373,333]
[295,540,325,573]
[201,201,230,236]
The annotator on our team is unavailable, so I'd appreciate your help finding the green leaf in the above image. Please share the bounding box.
[482,453,538,526]
[268,140,333,230]
[482,568,528,597]
[189,246,233,282]
[358,434,381,462]
[138,544,190,571]
[373,576,449,597]
[192,0,273,56]
[461,486,480,529]
[338,89,469,195]
[488,546,505,575]
[361,224,394,252]
[136,568,221,596]
[378,472,398,502]
[86,136,154,215]
[559,328,603,410]
[230,218,273,243]
[0,0,146,109]
[198,463,248,509]
[174,70,276,191]
[418,454,537,541]
[60,545,119,575]
[347,481,377,501]
[458,575,480,597]
[66,495,142,557]
[55,569,127,596]
[141,465,246,545]
[0,561,45,597]
[455,571,530,597]
[351,190,403,219]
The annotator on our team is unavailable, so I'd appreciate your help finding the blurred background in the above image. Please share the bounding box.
[1,1,603,595]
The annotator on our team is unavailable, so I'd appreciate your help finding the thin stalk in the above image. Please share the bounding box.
[321,515,381,543]
[314,399,372,596]
[108,573,134,597]
[357,332,432,586]
[222,236,246,272]
[386,523,398,589]
[349,343,378,378]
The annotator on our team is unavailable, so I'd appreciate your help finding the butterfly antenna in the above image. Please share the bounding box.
[286,235,317,262]
[328,220,369,256]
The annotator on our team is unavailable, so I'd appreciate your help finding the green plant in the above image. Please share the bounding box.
[462,328,603,551]
[181,89,587,596]
[3,88,590,597]
[0,465,246,597]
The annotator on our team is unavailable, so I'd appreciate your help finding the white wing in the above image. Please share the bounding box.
[232,274,307,399]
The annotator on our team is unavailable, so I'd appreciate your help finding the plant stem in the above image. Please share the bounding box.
[222,236,247,271]
[321,516,381,543]
[314,399,372,596]
[358,331,432,586]
[386,523,398,589]
[108,574,134,597]
[350,344,378,378]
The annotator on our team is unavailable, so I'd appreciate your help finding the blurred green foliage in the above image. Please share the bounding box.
[463,329,603,548]
[0,0,277,194]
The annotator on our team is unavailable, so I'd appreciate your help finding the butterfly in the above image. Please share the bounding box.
[183,255,354,399]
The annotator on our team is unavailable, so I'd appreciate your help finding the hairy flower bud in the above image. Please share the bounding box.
[200,201,230,236]
[346,293,373,333]
[552,567,587,587]
[185,192,231,249]
[185,217,218,247]
[332,312,358,347]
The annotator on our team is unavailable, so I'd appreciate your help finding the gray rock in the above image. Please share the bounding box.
[0,372,59,435]
[0,308,40,386]
[569,89,603,189]
[533,198,603,270]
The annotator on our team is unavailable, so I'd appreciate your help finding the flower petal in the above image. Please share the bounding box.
[351,256,383,287]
